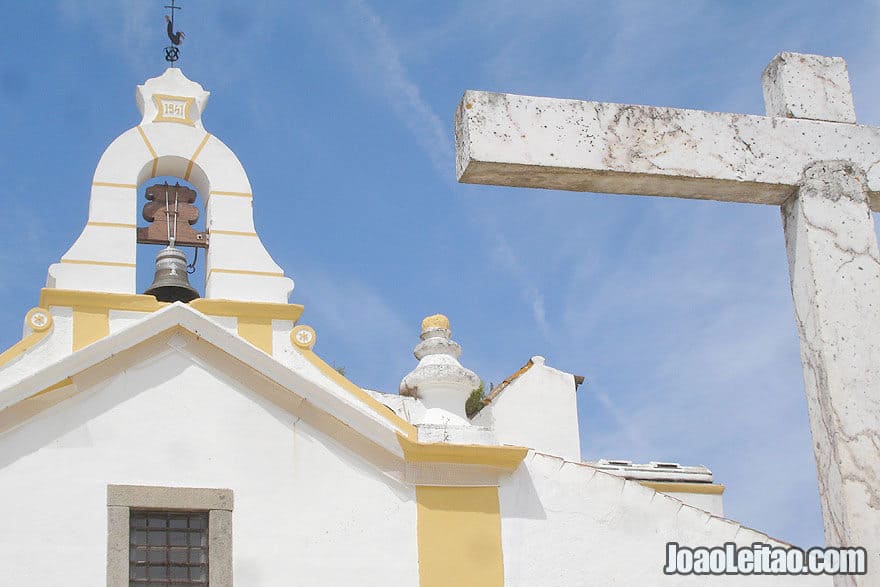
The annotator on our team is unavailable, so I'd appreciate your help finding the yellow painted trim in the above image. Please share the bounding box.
[300,349,418,440]
[152,94,196,126]
[136,126,159,177]
[207,268,285,278]
[0,330,50,369]
[208,190,252,198]
[0,308,54,368]
[291,325,316,350]
[30,378,75,399]
[40,290,303,323]
[60,259,137,268]
[86,222,137,229]
[188,298,304,322]
[640,481,725,495]
[136,126,158,157]
[397,434,528,471]
[208,230,258,237]
[92,182,137,189]
[237,317,273,354]
[38,289,165,351]
[73,306,109,351]
[40,289,168,313]
[25,308,53,332]
[185,133,211,181]
[416,486,504,587]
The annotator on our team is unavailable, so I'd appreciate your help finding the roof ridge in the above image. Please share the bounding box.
[483,358,536,404]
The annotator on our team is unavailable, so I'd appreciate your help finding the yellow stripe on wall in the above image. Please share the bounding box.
[208,190,253,198]
[208,268,284,278]
[237,317,273,354]
[86,222,137,229]
[92,182,137,189]
[0,330,50,368]
[73,307,110,351]
[185,133,212,180]
[60,259,137,268]
[209,230,258,237]
[415,486,504,587]
[136,126,159,178]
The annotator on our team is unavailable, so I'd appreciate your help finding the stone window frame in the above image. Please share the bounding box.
[107,484,233,586]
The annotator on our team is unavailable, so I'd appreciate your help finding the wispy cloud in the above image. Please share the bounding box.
[303,0,453,177]
[489,231,551,338]
[300,0,556,337]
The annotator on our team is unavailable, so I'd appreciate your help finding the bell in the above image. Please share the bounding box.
[144,246,200,303]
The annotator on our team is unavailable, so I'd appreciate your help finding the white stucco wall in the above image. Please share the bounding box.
[474,357,581,461]
[498,452,829,586]
[0,307,73,391]
[0,315,826,586]
[663,490,723,516]
[0,348,418,586]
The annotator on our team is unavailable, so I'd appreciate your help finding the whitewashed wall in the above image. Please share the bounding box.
[474,357,581,461]
[663,490,723,516]
[498,452,829,586]
[0,349,419,586]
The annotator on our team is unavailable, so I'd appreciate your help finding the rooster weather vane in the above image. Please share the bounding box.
[163,0,185,64]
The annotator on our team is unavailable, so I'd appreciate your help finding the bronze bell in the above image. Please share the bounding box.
[144,246,200,303]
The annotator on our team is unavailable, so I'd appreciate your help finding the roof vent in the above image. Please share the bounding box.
[650,462,682,469]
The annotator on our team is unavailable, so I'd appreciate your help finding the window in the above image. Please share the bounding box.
[129,510,209,584]
[107,485,232,587]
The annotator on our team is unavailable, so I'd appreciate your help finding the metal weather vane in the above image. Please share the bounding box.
[163,0,185,65]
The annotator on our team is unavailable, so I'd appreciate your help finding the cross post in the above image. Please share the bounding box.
[455,52,880,582]
[164,0,181,23]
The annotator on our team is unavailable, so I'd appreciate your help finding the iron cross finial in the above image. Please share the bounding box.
[163,0,184,65]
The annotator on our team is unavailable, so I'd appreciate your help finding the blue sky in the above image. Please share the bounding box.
[3,0,880,548]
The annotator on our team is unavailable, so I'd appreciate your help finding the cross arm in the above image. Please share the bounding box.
[454,90,880,210]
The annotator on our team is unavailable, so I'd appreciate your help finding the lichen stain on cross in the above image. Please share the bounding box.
[455,52,880,585]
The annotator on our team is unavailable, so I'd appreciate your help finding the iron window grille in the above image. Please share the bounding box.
[129,510,209,585]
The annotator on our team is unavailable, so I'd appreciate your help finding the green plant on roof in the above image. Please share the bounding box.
[466,381,487,418]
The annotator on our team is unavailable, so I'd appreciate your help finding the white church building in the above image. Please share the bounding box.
[0,68,830,585]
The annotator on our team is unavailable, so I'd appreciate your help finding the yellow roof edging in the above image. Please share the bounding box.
[189,298,303,322]
[0,330,51,370]
[38,289,305,324]
[397,433,529,471]
[40,289,168,312]
[299,348,418,440]
[639,481,725,495]
[0,307,56,370]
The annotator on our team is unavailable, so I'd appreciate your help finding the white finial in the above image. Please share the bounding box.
[399,314,481,426]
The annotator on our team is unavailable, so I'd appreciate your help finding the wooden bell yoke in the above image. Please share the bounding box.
[136,182,208,248]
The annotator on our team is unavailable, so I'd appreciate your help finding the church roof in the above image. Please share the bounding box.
[0,301,528,481]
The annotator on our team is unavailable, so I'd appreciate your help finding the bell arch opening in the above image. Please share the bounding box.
[135,174,207,301]
[135,155,211,200]
[133,155,214,302]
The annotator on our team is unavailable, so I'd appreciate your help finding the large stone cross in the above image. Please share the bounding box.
[455,52,880,570]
